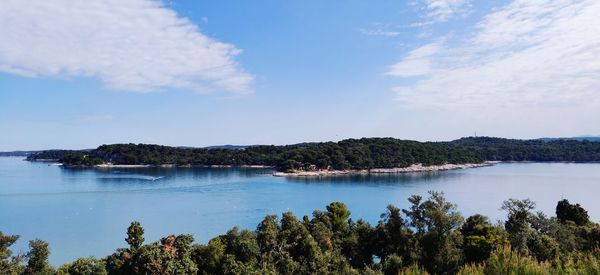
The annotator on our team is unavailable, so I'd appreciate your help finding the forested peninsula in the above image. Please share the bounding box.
[3,193,600,274]
[26,137,600,172]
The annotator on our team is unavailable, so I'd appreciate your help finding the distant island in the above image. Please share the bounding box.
[0,151,36,157]
[25,137,600,175]
[538,135,600,142]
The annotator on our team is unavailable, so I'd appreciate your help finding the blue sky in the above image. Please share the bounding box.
[1,0,599,150]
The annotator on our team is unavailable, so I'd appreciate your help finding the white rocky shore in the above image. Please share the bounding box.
[273,162,497,177]
[95,164,153,168]
[93,163,274,168]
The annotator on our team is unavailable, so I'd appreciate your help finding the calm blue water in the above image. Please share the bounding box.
[1,157,599,266]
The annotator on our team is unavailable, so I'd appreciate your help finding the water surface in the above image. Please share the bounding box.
[1,157,599,265]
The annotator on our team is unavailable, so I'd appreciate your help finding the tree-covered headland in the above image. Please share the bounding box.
[26,137,600,171]
[3,193,600,274]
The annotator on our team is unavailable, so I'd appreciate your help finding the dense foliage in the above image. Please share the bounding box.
[25,150,82,161]
[2,193,600,274]
[26,137,600,171]
[27,138,481,170]
[0,151,38,157]
[451,137,600,162]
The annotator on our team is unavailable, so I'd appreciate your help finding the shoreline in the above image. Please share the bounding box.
[37,160,600,174]
[272,162,498,177]
[91,164,275,169]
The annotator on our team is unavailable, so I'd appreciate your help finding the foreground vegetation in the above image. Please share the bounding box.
[27,137,600,171]
[3,192,600,274]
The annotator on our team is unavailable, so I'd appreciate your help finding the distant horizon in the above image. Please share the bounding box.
[2,134,600,152]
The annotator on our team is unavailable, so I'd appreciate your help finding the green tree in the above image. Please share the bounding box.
[309,220,334,251]
[326,202,351,237]
[382,254,404,275]
[223,227,260,267]
[135,242,172,274]
[375,205,418,267]
[174,234,199,274]
[58,257,107,275]
[255,215,280,273]
[502,199,536,255]
[278,212,325,274]
[342,219,375,268]
[104,248,133,275]
[192,238,226,274]
[24,239,53,275]
[556,199,589,226]
[526,233,559,261]
[403,191,464,274]
[126,221,145,251]
[0,231,22,274]
[461,214,509,263]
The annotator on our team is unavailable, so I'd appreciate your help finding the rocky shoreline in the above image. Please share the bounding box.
[91,164,274,169]
[272,162,497,177]
[53,161,496,176]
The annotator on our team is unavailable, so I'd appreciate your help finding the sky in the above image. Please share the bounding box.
[1,0,600,150]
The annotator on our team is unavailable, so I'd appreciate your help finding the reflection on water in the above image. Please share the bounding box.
[55,166,275,190]
[1,157,600,266]
[286,171,465,185]
[98,174,164,181]
[61,166,272,180]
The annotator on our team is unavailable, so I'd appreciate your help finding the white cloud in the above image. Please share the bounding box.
[0,0,253,93]
[359,28,400,37]
[359,22,401,37]
[386,42,440,77]
[412,0,471,22]
[391,0,600,109]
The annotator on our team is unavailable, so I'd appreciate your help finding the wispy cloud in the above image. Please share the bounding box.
[386,42,441,77]
[359,28,400,37]
[0,0,253,94]
[412,0,471,23]
[359,23,401,37]
[390,0,600,109]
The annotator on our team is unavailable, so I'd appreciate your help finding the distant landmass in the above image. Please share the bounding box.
[0,150,39,157]
[538,136,600,142]
[203,145,251,150]
[24,137,600,171]
[0,149,93,157]
[0,146,248,158]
